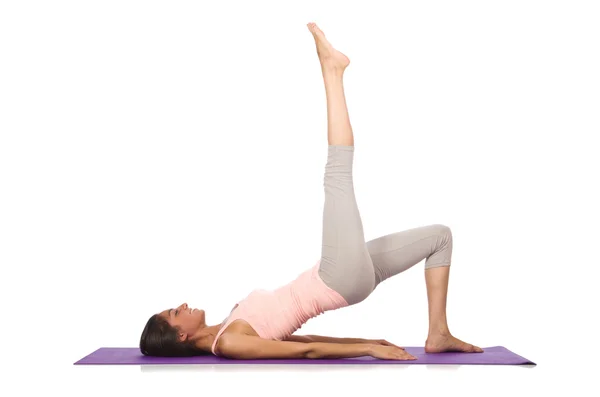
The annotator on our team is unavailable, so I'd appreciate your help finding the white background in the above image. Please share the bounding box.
[1,0,599,396]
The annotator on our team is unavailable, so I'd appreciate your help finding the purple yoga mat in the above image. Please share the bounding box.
[74,346,535,366]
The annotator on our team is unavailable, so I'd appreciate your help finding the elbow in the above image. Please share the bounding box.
[304,343,321,359]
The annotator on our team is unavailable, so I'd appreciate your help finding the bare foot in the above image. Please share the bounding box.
[425,333,484,354]
[306,22,350,71]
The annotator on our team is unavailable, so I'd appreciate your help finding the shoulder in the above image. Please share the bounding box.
[213,319,258,355]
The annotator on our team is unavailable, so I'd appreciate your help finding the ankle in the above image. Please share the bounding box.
[428,326,451,337]
[321,63,345,77]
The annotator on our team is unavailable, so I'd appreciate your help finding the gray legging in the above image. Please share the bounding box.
[318,145,453,305]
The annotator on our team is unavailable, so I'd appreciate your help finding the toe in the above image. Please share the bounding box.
[470,344,482,353]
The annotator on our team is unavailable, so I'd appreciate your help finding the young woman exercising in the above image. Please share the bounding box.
[140,22,484,361]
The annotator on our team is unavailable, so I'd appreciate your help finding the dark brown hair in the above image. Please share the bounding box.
[139,314,209,357]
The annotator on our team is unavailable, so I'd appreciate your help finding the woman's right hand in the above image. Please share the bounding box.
[368,344,417,360]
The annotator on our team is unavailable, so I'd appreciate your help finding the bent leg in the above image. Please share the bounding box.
[366,224,483,353]
[366,224,453,286]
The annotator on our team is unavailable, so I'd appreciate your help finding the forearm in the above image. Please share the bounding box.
[306,342,372,359]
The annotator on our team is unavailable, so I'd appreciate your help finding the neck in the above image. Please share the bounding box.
[191,323,223,353]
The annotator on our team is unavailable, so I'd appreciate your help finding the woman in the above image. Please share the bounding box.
[139,22,484,361]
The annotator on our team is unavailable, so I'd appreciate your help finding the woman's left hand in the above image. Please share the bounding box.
[366,339,405,350]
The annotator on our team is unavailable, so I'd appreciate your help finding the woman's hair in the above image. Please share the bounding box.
[139,314,209,357]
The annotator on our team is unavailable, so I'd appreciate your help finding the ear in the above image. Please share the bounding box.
[178,332,188,342]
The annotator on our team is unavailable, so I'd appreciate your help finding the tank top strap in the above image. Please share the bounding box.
[211,304,240,355]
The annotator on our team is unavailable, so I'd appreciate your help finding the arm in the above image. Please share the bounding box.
[286,334,404,350]
[218,334,373,359]
[285,334,368,344]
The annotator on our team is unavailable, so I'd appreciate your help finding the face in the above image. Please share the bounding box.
[159,303,206,342]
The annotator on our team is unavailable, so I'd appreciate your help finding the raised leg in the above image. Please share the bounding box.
[308,23,375,305]
[307,22,353,146]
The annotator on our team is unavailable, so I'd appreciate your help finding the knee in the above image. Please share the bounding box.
[432,224,452,236]
[432,224,453,246]
[424,224,453,269]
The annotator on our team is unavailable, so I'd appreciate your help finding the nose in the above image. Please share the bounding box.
[180,303,188,310]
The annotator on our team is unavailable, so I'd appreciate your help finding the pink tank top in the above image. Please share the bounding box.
[211,259,349,355]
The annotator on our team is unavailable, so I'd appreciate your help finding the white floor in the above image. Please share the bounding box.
[37,359,591,397]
